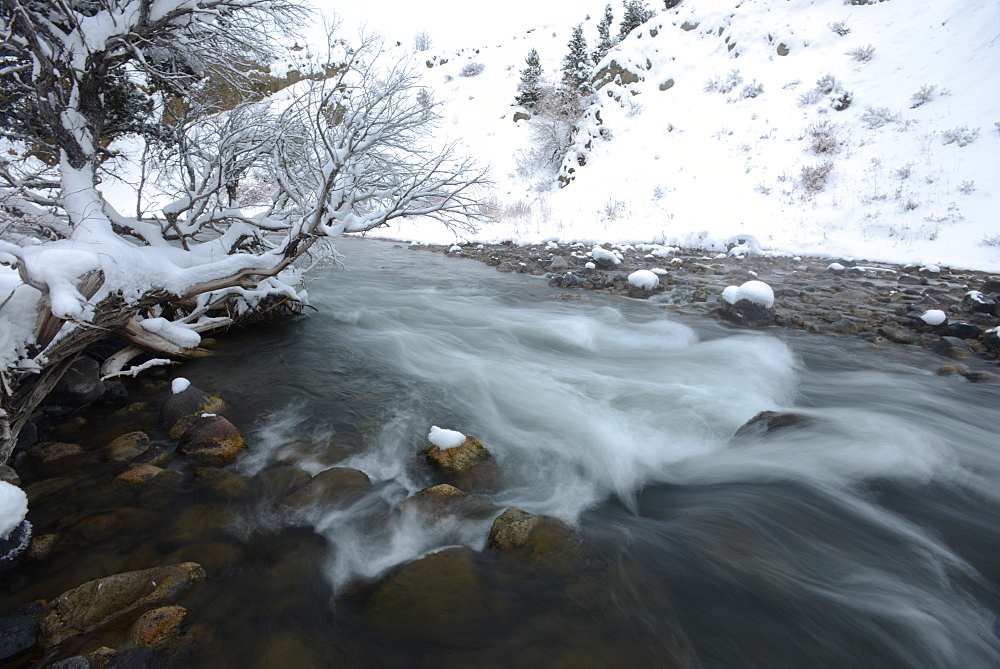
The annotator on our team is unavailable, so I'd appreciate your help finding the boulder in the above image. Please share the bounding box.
[401,484,495,520]
[932,336,972,360]
[253,465,311,498]
[0,614,39,662]
[548,255,569,271]
[159,386,228,439]
[25,441,86,477]
[104,431,151,462]
[193,467,252,500]
[732,411,815,441]
[484,507,578,566]
[177,416,245,465]
[946,322,984,340]
[130,605,187,647]
[40,562,206,647]
[424,436,499,491]
[49,356,105,406]
[282,467,371,509]
[719,299,775,328]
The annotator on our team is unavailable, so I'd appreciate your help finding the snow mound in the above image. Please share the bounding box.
[171,377,191,394]
[428,426,466,450]
[628,269,659,290]
[140,318,202,349]
[591,246,621,266]
[921,309,947,326]
[735,280,775,308]
[0,482,28,540]
[722,285,740,305]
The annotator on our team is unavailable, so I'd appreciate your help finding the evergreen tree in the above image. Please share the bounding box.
[515,48,543,108]
[561,24,593,98]
[619,0,656,41]
[593,5,616,64]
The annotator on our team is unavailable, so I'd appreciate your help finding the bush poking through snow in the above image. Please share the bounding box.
[737,80,765,100]
[829,20,851,36]
[831,91,853,111]
[806,119,842,154]
[941,126,979,147]
[800,161,835,192]
[815,73,841,95]
[861,106,899,129]
[705,69,744,94]
[846,44,876,62]
[909,84,936,109]
[459,62,485,77]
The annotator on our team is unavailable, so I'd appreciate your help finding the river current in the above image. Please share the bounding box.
[134,238,1000,665]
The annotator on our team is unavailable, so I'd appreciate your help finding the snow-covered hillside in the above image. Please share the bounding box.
[367,0,1000,272]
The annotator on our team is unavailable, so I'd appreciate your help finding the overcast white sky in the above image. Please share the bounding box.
[317,0,612,50]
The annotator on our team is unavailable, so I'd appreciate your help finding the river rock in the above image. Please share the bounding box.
[282,467,371,509]
[0,465,19,486]
[945,322,984,340]
[484,507,578,566]
[29,533,61,560]
[25,441,86,477]
[932,336,972,360]
[364,547,502,645]
[0,520,31,574]
[718,299,775,328]
[114,464,164,485]
[424,436,499,492]
[130,605,187,647]
[254,465,311,498]
[104,431,151,462]
[402,484,495,520]
[177,416,245,465]
[732,411,815,441]
[0,614,39,662]
[159,386,228,439]
[40,562,206,647]
[194,467,252,500]
[49,356,105,407]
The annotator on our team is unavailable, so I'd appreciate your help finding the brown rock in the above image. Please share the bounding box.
[424,436,500,491]
[160,386,228,439]
[130,605,187,647]
[67,513,125,542]
[114,464,164,485]
[402,484,495,520]
[104,431,151,462]
[254,465,311,497]
[282,467,371,509]
[26,442,86,476]
[29,533,61,560]
[40,562,206,646]
[193,467,252,500]
[0,464,20,486]
[177,416,245,465]
[484,507,578,565]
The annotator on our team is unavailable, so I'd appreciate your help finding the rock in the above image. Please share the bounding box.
[946,322,984,340]
[177,416,245,465]
[29,533,61,560]
[960,291,993,314]
[0,614,39,662]
[496,261,514,273]
[0,520,31,573]
[364,547,500,645]
[932,336,972,360]
[26,441,86,476]
[282,467,371,509]
[512,111,531,122]
[104,431,151,462]
[40,562,206,646]
[484,507,578,565]
[49,356,105,406]
[253,465,311,498]
[424,436,499,491]
[876,326,921,345]
[167,504,232,545]
[719,299,775,328]
[68,513,125,543]
[985,328,1000,352]
[0,465,19,486]
[548,255,569,271]
[732,411,815,441]
[100,380,129,405]
[831,318,859,334]
[114,464,164,485]
[193,467,252,500]
[402,484,495,520]
[130,605,187,647]
[159,386,228,439]
[131,444,173,467]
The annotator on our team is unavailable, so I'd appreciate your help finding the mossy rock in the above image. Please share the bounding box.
[104,431,151,462]
[401,484,496,521]
[160,386,228,439]
[282,467,371,510]
[485,507,580,569]
[177,416,245,465]
[424,436,500,491]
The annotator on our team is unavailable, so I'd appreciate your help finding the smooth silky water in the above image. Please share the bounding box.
[12,237,1000,666]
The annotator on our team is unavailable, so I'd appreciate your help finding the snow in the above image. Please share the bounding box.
[428,426,466,450]
[735,280,775,308]
[140,318,202,349]
[171,378,191,394]
[722,285,740,305]
[921,310,947,326]
[590,246,621,266]
[0,482,28,540]
[628,269,659,290]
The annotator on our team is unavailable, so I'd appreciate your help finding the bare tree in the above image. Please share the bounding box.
[0,2,489,459]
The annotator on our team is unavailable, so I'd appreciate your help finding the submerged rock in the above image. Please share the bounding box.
[402,484,495,520]
[177,416,245,465]
[282,467,371,509]
[49,356,105,407]
[732,411,815,441]
[130,605,187,647]
[424,435,499,491]
[484,507,578,566]
[40,562,206,647]
[104,431,150,462]
[0,614,39,662]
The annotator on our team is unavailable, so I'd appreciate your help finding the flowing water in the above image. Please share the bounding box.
[9,238,1000,666]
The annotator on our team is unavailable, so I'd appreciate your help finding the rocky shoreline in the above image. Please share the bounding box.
[410,239,1000,380]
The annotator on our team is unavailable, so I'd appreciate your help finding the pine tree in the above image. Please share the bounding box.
[515,48,543,108]
[619,0,656,41]
[593,5,616,64]
[561,24,593,98]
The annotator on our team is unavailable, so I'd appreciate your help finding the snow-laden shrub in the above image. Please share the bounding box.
[941,126,979,147]
[909,84,936,108]
[705,69,743,94]
[459,62,485,77]
[958,180,976,194]
[738,80,764,100]
[815,73,841,95]
[860,106,899,129]
[846,44,875,62]
[800,161,834,192]
[828,20,851,36]
[831,90,853,111]
[806,119,841,154]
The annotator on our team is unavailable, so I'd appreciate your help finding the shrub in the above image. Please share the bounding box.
[909,84,936,108]
[797,88,823,106]
[941,126,979,147]
[958,180,976,194]
[705,69,743,94]
[459,62,485,77]
[800,161,834,192]
[831,90,853,111]
[828,20,851,36]
[806,119,841,154]
[739,80,764,99]
[815,73,840,95]
[860,106,898,129]
[846,44,875,61]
